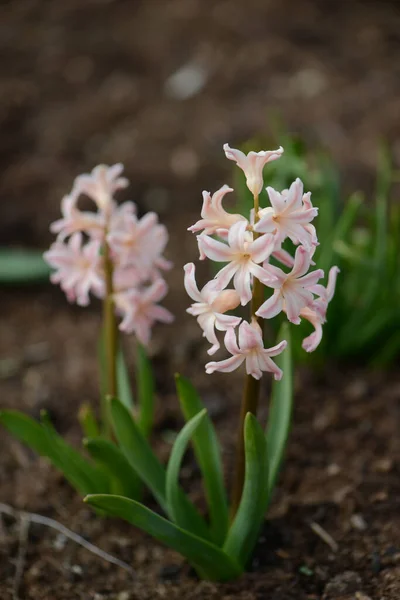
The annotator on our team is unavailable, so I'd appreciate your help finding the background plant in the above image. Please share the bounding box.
[235,131,400,366]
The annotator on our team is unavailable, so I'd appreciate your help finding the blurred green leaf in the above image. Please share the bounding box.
[136,344,155,437]
[84,494,242,581]
[85,437,141,499]
[175,374,229,546]
[0,249,50,284]
[266,323,293,495]
[166,409,212,541]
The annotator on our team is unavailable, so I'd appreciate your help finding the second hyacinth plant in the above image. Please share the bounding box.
[1,143,338,581]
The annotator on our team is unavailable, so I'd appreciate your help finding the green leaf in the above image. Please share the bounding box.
[223,413,269,566]
[0,410,53,456]
[85,438,141,499]
[166,409,212,541]
[40,411,108,495]
[116,344,135,411]
[136,344,154,437]
[0,249,50,284]
[0,409,108,496]
[78,404,100,439]
[175,374,229,545]
[109,397,167,511]
[84,494,242,582]
[266,322,293,496]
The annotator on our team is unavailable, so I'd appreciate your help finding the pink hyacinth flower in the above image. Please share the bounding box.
[72,163,129,212]
[44,233,104,306]
[188,185,246,237]
[184,263,241,355]
[223,143,283,196]
[298,265,339,351]
[254,178,318,250]
[256,246,324,324]
[205,319,287,380]
[114,279,174,346]
[108,212,171,276]
[198,220,276,306]
[50,193,107,240]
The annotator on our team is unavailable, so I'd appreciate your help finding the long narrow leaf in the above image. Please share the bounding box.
[0,249,50,284]
[84,494,242,582]
[0,410,53,456]
[116,344,135,411]
[78,404,100,439]
[40,411,108,495]
[110,398,167,510]
[266,323,293,496]
[175,374,229,545]
[223,414,268,566]
[85,438,141,499]
[166,410,212,541]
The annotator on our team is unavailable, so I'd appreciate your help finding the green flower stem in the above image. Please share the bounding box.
[102,240,118,436]
[230,193,265,519]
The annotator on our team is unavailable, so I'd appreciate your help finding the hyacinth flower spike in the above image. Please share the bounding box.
[198,220,276,305]
[256,245,324,324]
[184,263,241,355]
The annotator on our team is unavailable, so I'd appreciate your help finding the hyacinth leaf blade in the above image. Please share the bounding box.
[265,322,293,496]
[84,494,242,582]
[78,403,100,439]
[175,374,229,546]
[109,397,167,511]
[223,413,269,567]
[0,249,51,284]
[40,410,109,495]
[0,410,55,457]
[136,343,155,437]
[165,408,213,542]
[116,343,135,411]
[84,437,142,499]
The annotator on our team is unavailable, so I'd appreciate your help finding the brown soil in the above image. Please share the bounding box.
[1,1,400,599]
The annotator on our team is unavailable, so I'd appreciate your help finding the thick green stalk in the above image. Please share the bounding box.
[230,193,265,518]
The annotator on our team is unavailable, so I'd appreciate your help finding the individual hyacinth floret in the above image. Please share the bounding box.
[185,144,339,380]
[45,164,173,345]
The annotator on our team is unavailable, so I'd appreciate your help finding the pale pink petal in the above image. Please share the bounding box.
[249,232,275,263]
[238,320,262,351]
[264,339,288,357]
[211,289,240,313]
[224,326,241,355]
[214,261,239,289]
[291,246,311,278]
[183,263,203,302]
[205,354,245,374]
[214,312,241,331]
[257,353,283,380]
[233,265,252,305]
[228,220,248,253]
[256,291,283,319]
[198,235,234,262]
[245,353,263,380]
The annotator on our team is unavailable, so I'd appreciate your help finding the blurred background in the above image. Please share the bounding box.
[0,1,400,598]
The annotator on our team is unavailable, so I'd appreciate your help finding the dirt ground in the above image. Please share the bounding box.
[1,0,400,598]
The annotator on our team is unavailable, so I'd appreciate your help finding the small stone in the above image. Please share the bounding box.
[355,593,372,600]
[117,592,131,600]
[326,463,341,476]
[159,563,181,581]
[350,514,367,531]
[165,62,208,100]
[372,458,393,473]
[323,571,362,598]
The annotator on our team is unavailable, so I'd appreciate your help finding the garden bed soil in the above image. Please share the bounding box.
[1,0,400,598]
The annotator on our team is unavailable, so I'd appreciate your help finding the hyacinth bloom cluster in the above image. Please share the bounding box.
[185,144,339,380]
[44,164,173,345]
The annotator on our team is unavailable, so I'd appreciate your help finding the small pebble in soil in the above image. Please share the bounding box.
[323,570,362,598]
[159,563,182,581]
[350,514,367,531]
